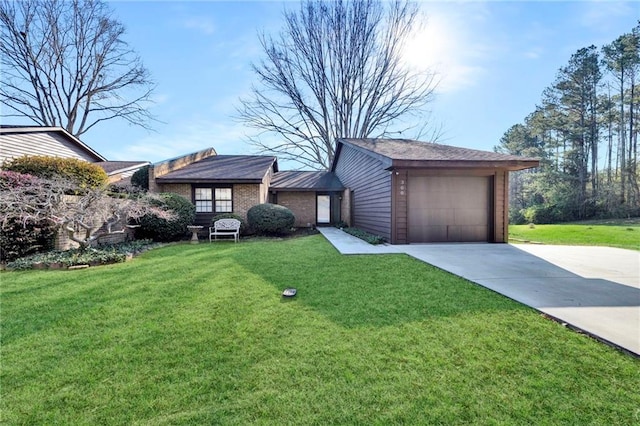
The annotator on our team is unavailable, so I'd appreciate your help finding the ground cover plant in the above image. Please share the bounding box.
[2,236,639,424]
[4,239,159,270]
[341,226,385,244]
[510,218,640,251]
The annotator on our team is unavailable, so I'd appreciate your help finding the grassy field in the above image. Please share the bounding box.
[510,218,640,250]
[2,236,639,424]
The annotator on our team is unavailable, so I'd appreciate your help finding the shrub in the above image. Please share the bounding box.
[3,155,108,188]
[0,219,57,262]
[247,203,295,235]
[211,213,250,235]
[130,165,150,190]
[4,240,159,270]
[135,193,195,242]
[0,171,57,261]
[522,205,564,224]
[342,227,385,245]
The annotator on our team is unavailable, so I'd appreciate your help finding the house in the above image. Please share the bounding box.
[147,138,539,243]
[97,161,151,184]
[0,125,107,164]
[148,148,347,229]
[148,148,277,227]
[331,138,540,244]
[0,125,148,184]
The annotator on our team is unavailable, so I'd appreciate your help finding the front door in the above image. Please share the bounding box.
[317,195,331,224]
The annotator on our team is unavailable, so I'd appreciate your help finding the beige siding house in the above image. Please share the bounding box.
[0,126,106,164]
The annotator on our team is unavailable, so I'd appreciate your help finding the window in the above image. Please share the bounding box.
[194,188,212,213]
[194,187,233,213]
[215,188,232,213]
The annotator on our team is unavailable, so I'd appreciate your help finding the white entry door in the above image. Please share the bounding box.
[317,195,330,224]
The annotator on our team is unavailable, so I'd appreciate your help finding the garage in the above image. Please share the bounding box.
[331,138,540,244]
[408,176,490,242]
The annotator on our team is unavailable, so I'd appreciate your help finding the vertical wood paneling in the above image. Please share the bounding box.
[392,170,408,244]
[334,145,392,240]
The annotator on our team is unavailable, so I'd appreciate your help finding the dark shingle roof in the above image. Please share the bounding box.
[156,155,277,183]
[97,161,149,174]
[335,138,540,170]
[270,171,344,191]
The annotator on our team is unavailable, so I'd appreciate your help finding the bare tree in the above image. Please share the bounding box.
[237,0,438,170]
[0,176,173,250]
[0,0,155,136]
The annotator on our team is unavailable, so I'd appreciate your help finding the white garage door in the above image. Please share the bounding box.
[408,176,490,242]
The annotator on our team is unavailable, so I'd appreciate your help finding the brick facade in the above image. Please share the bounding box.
[277,192,316,227]
[233,184,262,220]
[156,183,191,201]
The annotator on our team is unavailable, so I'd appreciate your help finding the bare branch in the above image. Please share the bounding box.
[237,0,438,170]
[0,174,174,250]
[0,0,155,137]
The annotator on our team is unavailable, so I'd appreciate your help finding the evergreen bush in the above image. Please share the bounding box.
[136,193,195,241]
[3,155,108,188]
[247,203,295,235]
[130,165,150,190]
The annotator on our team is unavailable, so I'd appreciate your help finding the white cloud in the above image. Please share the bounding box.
[182,16,216,35]
[112,119,254,162]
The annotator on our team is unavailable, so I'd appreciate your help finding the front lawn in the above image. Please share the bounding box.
[2,236,639,424]
[510,219,640,251]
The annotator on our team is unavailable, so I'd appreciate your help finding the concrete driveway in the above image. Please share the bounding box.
[318,227,640,356]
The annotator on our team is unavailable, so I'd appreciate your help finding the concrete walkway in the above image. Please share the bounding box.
[318,227,640,355]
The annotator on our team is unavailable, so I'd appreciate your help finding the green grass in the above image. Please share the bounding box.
[510,219,640,251]
[2,236,639,424]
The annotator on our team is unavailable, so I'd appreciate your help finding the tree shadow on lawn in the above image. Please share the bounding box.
[228,236,528,329]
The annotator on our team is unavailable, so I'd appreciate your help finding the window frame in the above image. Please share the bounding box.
[192,185,233,214]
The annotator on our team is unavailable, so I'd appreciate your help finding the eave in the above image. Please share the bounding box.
[388,159,540,171]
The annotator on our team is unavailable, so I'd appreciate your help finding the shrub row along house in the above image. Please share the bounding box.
[1,126,539,244]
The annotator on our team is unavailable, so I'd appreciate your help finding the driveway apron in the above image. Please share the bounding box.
[318,227,640,356]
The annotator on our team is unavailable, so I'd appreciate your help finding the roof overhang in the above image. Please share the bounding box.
[155,178,263,184]
[388,159,540,171]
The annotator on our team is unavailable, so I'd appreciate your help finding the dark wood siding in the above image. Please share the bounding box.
[494,170,508,242]
[333,144,392,240]
[391,170,408,244]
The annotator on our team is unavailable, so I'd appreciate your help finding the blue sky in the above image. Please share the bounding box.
[85,0,639,168]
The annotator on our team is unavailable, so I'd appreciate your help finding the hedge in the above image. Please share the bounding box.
[3,155,108,188]
[136,193,196,242]
[247,203,295,235]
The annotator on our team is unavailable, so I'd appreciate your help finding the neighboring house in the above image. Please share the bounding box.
[331,138,540,244]
[96,161,151,184]
[0,125,106,164]
[0,125,148,184]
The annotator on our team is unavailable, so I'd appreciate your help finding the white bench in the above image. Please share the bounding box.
[209,218,241,243]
